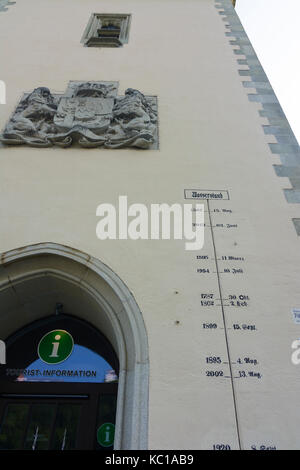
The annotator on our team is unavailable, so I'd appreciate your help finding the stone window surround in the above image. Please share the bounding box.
[81,13,132,47]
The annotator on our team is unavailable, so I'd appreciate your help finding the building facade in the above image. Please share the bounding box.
[0,0,299,450]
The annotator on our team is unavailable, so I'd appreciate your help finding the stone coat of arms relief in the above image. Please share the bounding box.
[0,81,158,149]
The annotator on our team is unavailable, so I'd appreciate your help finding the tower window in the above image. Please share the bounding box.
[81,14,131,48]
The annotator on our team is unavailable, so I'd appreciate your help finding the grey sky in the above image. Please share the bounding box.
[235,0,300,144]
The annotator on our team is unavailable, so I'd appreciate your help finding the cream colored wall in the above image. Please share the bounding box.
[1,0,300,449]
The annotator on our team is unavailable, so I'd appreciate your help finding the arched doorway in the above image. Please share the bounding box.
[0,243,149,449]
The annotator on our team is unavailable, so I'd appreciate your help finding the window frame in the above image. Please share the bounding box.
[81,13,132,48]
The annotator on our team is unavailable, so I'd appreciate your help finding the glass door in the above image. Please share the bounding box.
[0,399,85,450]
[0,382,118,450]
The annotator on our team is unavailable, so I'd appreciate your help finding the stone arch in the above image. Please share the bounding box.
[0,242,149,449]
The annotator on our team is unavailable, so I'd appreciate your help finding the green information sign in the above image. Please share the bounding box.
[97,423,115,447]
[38,330,74,364]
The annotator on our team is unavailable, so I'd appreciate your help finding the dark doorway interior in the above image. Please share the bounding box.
[0,315,119,450]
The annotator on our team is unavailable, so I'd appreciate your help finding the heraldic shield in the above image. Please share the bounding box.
[0,81,158,149]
